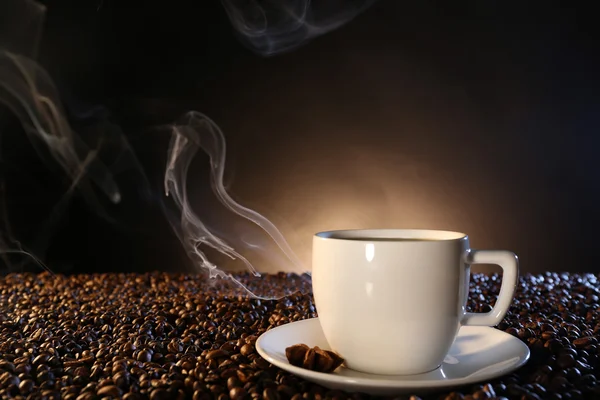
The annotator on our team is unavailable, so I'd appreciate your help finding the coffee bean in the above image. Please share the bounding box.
[97,385,122,397]
[278,384,297,398]
[206,349,228,360]
[557,353,576,369]
[264,387,281,400]
[573,337,595,348]
[241,344,254,356]
[561,347,578,358]
[230,386,248,399]
[542,331,556,340]
[112,370,130,388]
[236,369,250,383]
[137,350,153,363]
[221,367,238,380]
[227,376,241,389]
[193,390,211,400]
[32,354,50,366]
[150,388,171,400]
[0,372,19,387]
[0,361,15,373]
[545,339,564,353]
[19,378,36,393]
[254,357,271,370]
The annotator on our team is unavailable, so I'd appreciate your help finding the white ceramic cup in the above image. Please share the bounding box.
[311,229,519,376]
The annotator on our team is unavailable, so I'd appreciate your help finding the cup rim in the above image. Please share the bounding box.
[314,228,468,242]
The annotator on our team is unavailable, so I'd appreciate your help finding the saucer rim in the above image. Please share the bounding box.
[256,317,530,390]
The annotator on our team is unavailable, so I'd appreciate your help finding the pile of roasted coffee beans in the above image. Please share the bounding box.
[0,271,599,400]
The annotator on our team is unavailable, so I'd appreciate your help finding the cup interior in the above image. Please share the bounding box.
[315,228,467,241]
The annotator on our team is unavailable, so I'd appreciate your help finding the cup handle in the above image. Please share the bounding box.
[460,249,519,326]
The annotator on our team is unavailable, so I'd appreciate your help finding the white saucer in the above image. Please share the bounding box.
[256,318,530,396]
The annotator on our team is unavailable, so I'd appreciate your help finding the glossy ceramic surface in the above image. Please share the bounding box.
[311,229,519,375]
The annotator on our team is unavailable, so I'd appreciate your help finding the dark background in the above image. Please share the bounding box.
[1,0,599,275]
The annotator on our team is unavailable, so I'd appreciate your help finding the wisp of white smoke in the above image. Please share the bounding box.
[221,0,377,56]
[163,111,306,298]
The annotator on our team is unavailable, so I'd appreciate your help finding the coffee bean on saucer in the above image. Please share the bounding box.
[285,344,344,373]
[286,344,310,368]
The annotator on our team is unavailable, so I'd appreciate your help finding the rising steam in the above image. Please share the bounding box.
[221,0,377,56]
[164,111,305,297]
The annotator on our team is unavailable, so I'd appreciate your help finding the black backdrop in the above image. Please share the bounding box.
[1,0,599,275]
